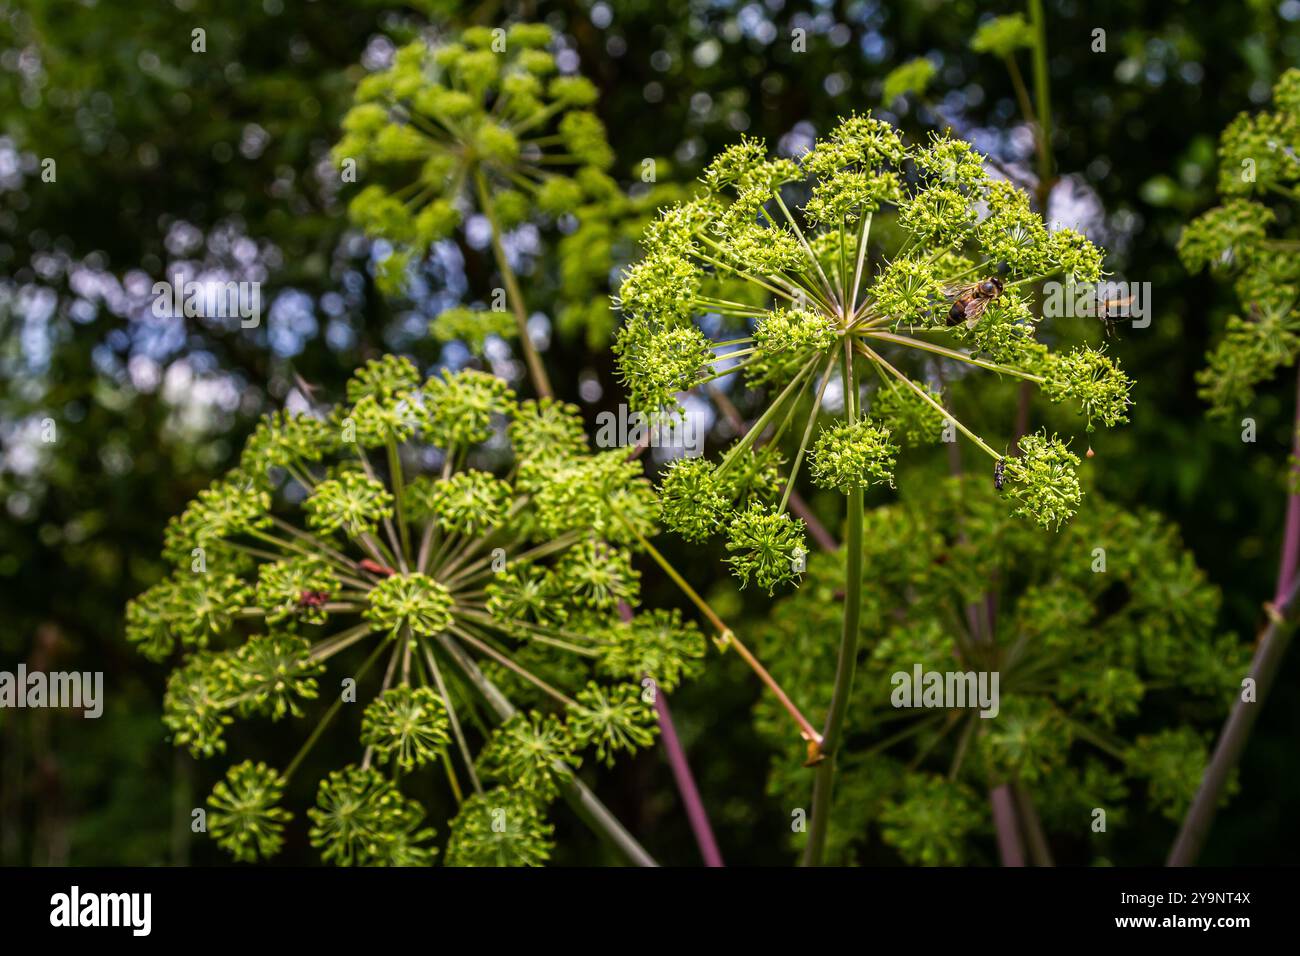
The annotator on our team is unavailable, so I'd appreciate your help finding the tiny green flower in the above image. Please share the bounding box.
[348,393,419,446]
[724,502,808,594]
[477,712,579,801]
[554,539,641,611]
[809,419,899,492]
[1049,228,1104,283]
[613,322,713,414]
[871,379,948,445]
[1126,728,1227,822]
[308,765,436,867]
[241,411,333,482]
[897,185,979,248]
[256,557,340,627]
[419,368,516,449]
[163,655,235,758]
[444,789,554,867]
[305,472,394,537]
[170,573,252,650]
[878,775,982,866]
[623,114,1119,553]
[752,477,1243,863]
[364,573,454,640]
[1041,346,1133,430]
[409,469,511,536]
[347,355,421,403]
[361,686,452,771]
[1184,71,1300,416]
[567,682,657,766]
[999,431,1083,531]
[163,477,271,563]
[207,761,293,864]
[529,448,657,545]
[510,397,589,479]
[657,457,730,543]
[133,356,687,866]
[872,256,947,325]
[333,24,614,297]
[597,609,707,694]
[753,307,838,380]
[226,634,323,720]
[124,577,183,661]
[486,565,566,626]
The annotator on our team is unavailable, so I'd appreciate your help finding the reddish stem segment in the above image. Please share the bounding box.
[654,691,724,867]
[618,600,723,867]
[990,785,1026,866]
[1275,372,1300,601]
[1168,368,1300,865]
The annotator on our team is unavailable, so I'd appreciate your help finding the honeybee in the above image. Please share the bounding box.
[1097,292,1132,338]
[946,277,1005,328]
[993,458,1006,491]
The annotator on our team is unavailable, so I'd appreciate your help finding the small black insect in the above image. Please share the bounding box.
[993,458,1006,491]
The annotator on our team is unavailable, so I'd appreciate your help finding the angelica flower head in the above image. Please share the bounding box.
[614,115,1131,590]
[1180,69,1300,415]
[333,23,614,297]
[126,357,705,866]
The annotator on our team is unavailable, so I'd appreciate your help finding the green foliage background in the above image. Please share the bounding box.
[1,0,1298,864]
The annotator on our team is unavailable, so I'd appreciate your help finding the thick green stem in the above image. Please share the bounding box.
[385,437,412,564]
[802,345,865,866]
[863,330,1045,384]
[474,170,553,398]
[1027,0,1054,208]
[421,643,483,796]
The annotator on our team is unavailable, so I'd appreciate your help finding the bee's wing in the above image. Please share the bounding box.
[1099,294,1134,315]
[962,297,991,329]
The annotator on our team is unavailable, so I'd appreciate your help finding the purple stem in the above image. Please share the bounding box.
[990,785,1026,866]
[617,600,723,866]
[654,690,724,867]
[788,491,839,553]
[951,385,1029,865]
[1274,372,1300,602]
[1168,367,1300,865]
